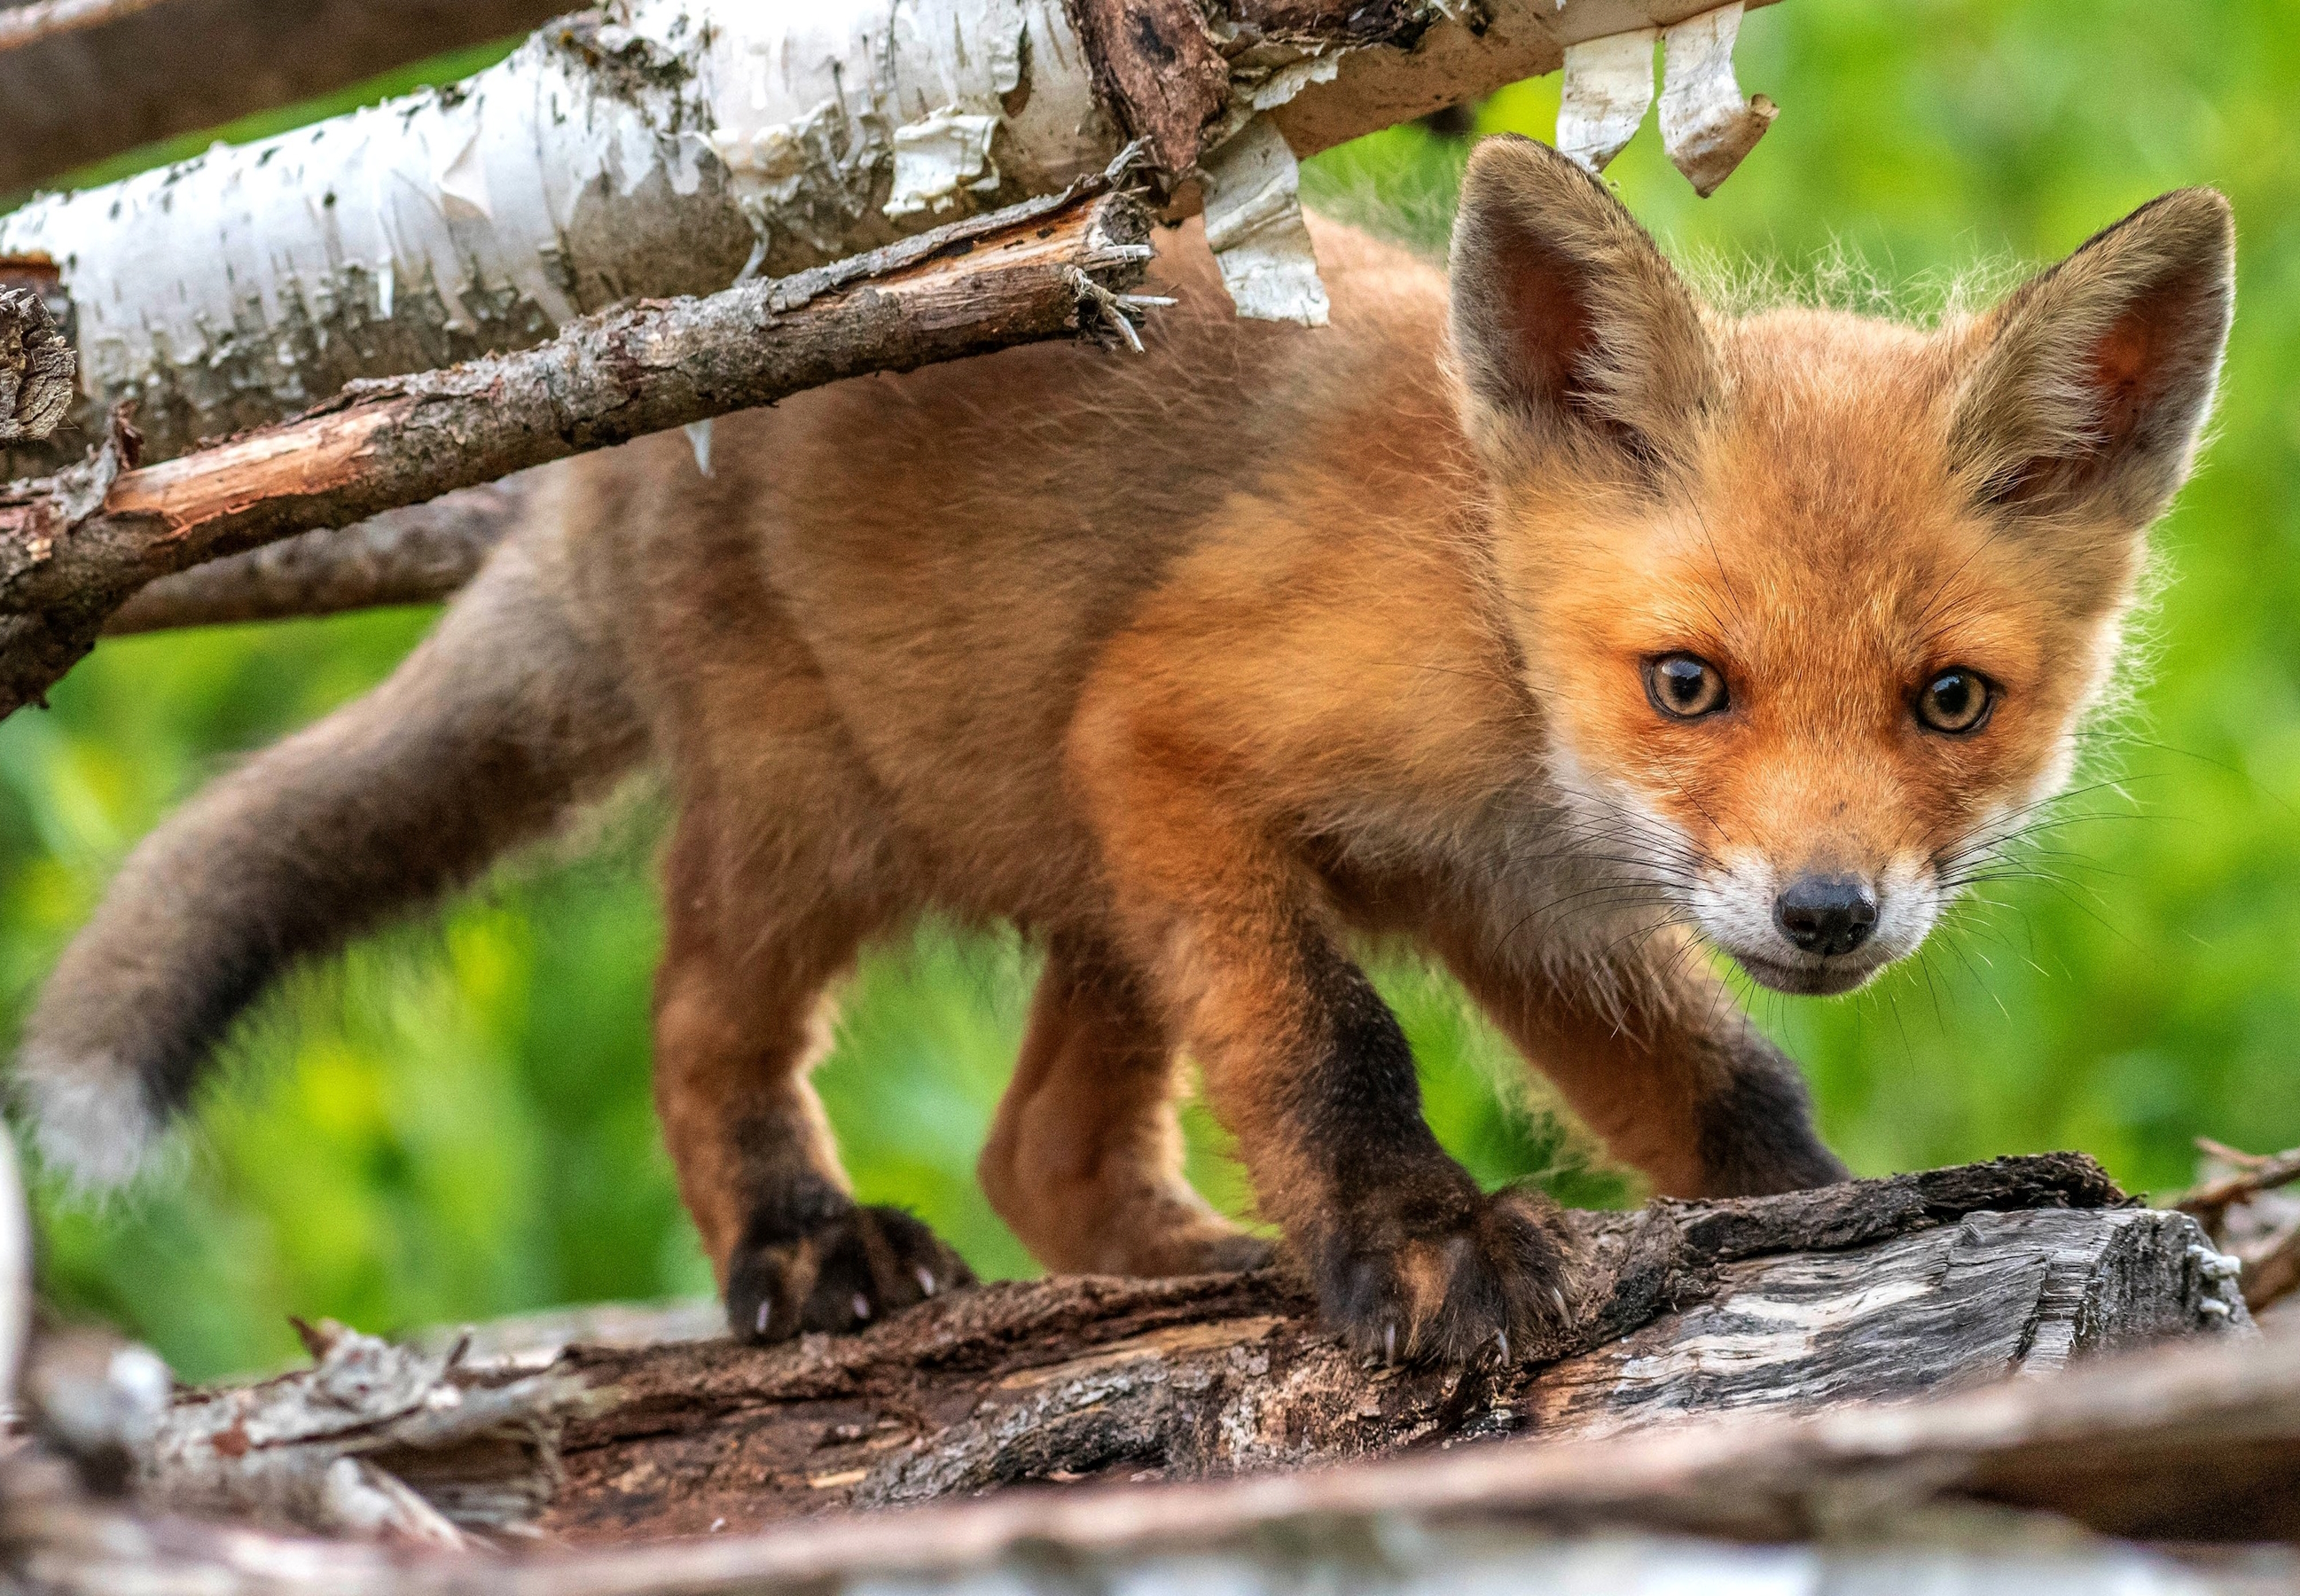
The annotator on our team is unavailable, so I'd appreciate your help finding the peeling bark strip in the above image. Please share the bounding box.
[0,0,572,194]
[0,285,73,442]
[0,0,1781,468]
[0,184,1154,717]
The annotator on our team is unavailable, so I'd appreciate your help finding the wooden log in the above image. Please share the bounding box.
[528,1155,2243,1540]
[87,1155,2241,1545]
[1,1158,2280,1594]
[0,180,1154,718]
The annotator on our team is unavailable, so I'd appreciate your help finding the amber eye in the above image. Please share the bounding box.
[1645,653,1729,721]
[1915,669,1993,734]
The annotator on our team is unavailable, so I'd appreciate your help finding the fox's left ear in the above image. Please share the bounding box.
[1952,188,2234,528]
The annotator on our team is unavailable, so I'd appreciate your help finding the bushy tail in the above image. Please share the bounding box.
[14,520,646,1185]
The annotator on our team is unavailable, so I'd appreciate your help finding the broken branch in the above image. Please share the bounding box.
[103,484,520,636]
[0,0,171,53]
[0,183,1154,717]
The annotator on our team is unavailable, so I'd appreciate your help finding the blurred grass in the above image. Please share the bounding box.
[4,0,2296,1381]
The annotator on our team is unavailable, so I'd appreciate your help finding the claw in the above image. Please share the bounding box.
[1383,1322,1397,1365]
[1552,1287,1568,1319]
[916,1266,937,1298]
[851,1294,872,1322]
[1495,1328,1510,1364]
[755,1300,771,1336]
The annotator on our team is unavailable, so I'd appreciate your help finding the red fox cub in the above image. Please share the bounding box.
[15,138,2233,1364]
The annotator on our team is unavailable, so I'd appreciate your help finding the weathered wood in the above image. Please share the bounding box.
[0,181,1154,717]
[0,284,73,442]
[0,1160,2283,1596]
[79,1155,2237,1553]
[524,1158,2238,1542]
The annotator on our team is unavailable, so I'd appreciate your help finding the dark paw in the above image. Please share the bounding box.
[727,1203,974,1343]
[1313,1185,1578,1365]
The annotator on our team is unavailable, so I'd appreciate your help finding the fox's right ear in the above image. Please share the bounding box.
[1448,135,1716,481]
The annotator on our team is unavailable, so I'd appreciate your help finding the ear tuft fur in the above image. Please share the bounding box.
[1447,135,1716,478]
[1951,187,2235,527]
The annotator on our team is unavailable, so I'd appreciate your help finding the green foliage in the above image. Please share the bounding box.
[4,0,2296,1380]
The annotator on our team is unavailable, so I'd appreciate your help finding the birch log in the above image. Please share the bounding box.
[0,0,1783,469]
[0,183,1153,716]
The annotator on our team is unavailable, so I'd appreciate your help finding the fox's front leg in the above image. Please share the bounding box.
[1441,926,1848,1200]
[1075,743,1574,1362]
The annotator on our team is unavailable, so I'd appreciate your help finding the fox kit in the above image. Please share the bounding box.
[15,139,2233,1363]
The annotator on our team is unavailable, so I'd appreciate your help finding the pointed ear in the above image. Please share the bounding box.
[1952,188,2234,527]
[1447,135,1717,480]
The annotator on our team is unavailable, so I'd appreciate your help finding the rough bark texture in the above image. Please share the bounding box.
[0,0,568,193]
[88,1155,2243,1543]
[0,183,1153,717]
[103,484,521,636]
[0,282,72,442]
[0,0,1783,472]
[1068,0,1232,176]
[3,1157,2280,1594]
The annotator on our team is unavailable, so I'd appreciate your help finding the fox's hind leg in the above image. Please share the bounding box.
[653,794,970,1345]
[980,935,1272,1277]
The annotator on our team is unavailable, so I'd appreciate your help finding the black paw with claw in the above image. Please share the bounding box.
[727,1201,974,1343]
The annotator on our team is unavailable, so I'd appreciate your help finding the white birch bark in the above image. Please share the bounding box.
[0,0,1112,459]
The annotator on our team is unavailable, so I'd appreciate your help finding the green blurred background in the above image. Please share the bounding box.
[4,0,2295,1381]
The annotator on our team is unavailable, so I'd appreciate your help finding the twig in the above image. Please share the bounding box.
[2239,1220,2300,1313]
[2174,1140,2300,1229]
[0,0,172,53]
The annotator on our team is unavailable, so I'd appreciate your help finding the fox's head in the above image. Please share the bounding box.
[1448,137,2234,996]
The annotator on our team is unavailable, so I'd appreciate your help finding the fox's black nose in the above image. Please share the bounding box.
[1774,875,1878,957]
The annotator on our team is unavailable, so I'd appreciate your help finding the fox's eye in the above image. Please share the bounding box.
[1645,653,1728,721]
[1915,669,1993,734]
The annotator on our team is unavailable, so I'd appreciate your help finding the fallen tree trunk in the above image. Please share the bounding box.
[4,1156,2272,1592]
[0,0,567,194]
[0,0,1785,469]
[0,180,1153,716]
[76,1156,2254,1539]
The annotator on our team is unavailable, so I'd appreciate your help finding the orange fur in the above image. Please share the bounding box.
[19,140,2234,1361]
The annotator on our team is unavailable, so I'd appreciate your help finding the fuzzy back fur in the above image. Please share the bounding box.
[16,525,645,1185]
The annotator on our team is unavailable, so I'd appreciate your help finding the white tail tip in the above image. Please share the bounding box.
[13,1048,165,1190]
